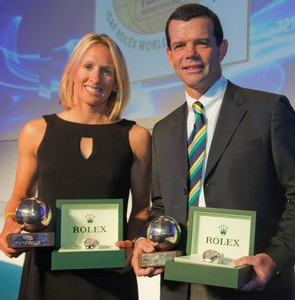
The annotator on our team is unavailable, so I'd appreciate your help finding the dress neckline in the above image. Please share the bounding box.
[43,114,133,137]
[54,113,123,126]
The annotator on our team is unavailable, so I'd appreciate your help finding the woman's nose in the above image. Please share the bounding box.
[89,70,100,83]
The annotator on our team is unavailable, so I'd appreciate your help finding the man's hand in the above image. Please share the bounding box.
[131,238,164,277]
[234,253,277,291]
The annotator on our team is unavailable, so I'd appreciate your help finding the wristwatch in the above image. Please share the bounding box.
[84,238,99,249]
[203,249,221,263]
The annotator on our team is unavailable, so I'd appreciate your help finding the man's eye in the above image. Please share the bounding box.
[174,44,184,50]
[198,41,210,47]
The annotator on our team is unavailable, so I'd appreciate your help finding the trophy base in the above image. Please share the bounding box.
[139,250,183,267]
[8,232,55,248]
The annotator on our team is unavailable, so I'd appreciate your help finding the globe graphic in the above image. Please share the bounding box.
[112,0,195,34]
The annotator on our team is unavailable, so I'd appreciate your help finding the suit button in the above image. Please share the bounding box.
[183,188,188,195]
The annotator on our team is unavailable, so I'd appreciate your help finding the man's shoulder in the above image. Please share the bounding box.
[227,80,286,101]
[154,102,187,130]
[226,81,291,112]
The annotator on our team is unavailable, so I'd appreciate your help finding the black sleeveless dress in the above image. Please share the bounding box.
[18,114,138,300]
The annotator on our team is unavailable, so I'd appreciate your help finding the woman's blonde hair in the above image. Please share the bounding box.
[59,33,130,120]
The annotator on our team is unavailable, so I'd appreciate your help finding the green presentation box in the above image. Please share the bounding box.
[51,199,125,270]
[164,207,256,289]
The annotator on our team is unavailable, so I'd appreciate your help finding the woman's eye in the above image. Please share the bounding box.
[84,64,92,70]
[102,68,113,75]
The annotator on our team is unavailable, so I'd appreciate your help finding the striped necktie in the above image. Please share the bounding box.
[188,101,207,206]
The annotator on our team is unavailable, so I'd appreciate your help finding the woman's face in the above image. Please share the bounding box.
[73,44,117,109]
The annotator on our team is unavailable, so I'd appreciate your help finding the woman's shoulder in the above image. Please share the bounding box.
[129,123,151,139]
[22,117,46,133]
[128,123,151,157]
[19,117,47,145]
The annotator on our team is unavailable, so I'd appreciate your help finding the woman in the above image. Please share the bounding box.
[0,33,151,300]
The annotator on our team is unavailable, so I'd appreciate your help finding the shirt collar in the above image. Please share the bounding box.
[186,76,228,113]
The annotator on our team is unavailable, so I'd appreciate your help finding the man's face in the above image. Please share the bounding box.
[166,17,227,98]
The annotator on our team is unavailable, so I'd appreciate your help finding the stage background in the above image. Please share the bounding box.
[0,1,294,299]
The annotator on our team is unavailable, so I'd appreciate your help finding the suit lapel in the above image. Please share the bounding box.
[169,102,188,181]
[205,82,247,178]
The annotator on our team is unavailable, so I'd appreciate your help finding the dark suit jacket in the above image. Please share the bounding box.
[150,81,295,299]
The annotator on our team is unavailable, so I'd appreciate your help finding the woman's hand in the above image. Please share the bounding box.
[0,216,25,258]
[115,240,135,273]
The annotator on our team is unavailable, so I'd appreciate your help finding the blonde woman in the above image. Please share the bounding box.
[0,33,151,300]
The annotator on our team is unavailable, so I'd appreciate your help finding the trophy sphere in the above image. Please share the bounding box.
[15,197,52,232]
[147,216,181,251]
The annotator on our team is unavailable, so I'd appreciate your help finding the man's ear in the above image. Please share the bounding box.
[166,47,174,68]
[219,39,228,62]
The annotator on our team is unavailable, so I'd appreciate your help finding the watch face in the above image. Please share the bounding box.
[84,238,99,249]
[203,249,221,263]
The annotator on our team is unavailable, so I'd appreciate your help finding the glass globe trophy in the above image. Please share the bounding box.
[8,197,55,248]
[139,215,182,267]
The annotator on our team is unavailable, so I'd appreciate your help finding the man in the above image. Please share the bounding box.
[132,3,295,300]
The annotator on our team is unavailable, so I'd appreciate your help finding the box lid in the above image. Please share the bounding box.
[186,207,256,259]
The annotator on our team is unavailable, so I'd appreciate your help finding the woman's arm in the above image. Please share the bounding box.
[128,124,152,240]
[0,118,46,257]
